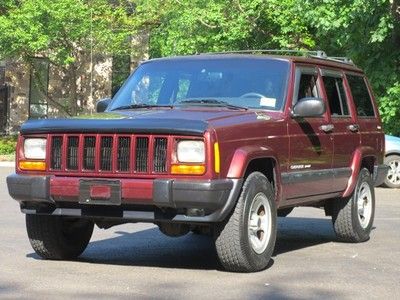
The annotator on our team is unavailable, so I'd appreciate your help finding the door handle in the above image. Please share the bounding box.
[347,124,359,132]
[319,124,334,133]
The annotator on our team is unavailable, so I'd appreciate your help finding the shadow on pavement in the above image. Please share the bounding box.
[26,217,336,270]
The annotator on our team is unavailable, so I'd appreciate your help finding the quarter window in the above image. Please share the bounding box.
[322,75,349,116]
[346,75,375,117]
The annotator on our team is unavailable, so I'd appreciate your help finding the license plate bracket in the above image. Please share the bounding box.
[79,179,121,205]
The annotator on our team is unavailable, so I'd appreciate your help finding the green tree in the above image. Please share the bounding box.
[133,0,315,56]
[0,0,135,116]
[133,0,400,135]
[303,0,400,135]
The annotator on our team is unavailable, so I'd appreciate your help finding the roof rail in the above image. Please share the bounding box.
[201,49,355,66]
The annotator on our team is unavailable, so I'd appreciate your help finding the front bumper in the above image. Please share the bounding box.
[373,164,390,187]
[7,174,242,223]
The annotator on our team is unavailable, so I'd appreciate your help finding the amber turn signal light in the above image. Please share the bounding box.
[19,161,46,171]
[171,164,206,175]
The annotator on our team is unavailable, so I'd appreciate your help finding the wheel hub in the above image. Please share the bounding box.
[387,160,400,185]
[248,193,272,254]
[357,182,372,228]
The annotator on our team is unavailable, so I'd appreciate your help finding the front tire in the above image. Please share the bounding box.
[26,215,94,260]
[331,168,375,242]
[214,172,277,272]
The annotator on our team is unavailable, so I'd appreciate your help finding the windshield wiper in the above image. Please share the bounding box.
[178,99,248,110]
[111,104,173,111]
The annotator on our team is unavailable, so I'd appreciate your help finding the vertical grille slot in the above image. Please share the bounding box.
[153,138,168,173]
[67,137,79,170]
[135,137,149,172]
[83,136,96,170]
[51,136,63,170]
[100,136,113,171]
[118,137,131,172]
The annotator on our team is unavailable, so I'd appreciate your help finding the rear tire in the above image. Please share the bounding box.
[26,215,94,259]
[331,168,375,242]
[382,155,400,188]
[214,172,277,272]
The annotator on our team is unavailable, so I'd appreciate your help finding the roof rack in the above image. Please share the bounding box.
[201,49,355,66]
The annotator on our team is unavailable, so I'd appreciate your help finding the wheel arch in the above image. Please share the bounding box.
[343,146,378,197]
[227,146,282,203]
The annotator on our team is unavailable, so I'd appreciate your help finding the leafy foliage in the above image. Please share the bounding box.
[0,0,135,115]
[133,0,400,135]
[0,136,17,155]
[0,0,399,134]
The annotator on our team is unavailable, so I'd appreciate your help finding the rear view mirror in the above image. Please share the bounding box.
[96,98,112,113]
[291,97,326,118]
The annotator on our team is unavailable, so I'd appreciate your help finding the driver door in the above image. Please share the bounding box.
[283,66,334,203]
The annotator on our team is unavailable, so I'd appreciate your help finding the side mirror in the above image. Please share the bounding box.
[291,97,326,118]
[96,98,112,113]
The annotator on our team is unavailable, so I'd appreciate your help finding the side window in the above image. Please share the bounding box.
[322,75,349,117]
[294,71,320,105]
[346,75,375,117]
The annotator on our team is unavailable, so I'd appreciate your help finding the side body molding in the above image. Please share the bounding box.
[342,146,377,197]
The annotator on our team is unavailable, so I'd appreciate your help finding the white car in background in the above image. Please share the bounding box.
[384,135,400,188]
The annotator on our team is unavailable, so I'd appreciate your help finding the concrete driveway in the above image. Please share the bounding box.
[0,166,399,299]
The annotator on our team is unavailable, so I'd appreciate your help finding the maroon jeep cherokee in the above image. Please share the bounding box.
[7,51,388,272]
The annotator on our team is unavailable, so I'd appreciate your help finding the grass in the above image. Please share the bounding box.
[0,135,17,156]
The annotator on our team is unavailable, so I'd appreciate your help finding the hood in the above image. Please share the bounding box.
[20,107,256,136]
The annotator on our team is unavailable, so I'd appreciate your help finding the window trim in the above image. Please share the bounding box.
[320,69,351,118]
[292,66,320,107]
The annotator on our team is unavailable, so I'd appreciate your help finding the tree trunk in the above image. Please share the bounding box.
[391,0,400,49]
[68,65,78,116]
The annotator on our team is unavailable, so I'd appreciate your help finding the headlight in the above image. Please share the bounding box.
[177,140,205,163]
[24,138,47,160]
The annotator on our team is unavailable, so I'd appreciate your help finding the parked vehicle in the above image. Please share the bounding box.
[7,50,388,272]
[383,135,400,188]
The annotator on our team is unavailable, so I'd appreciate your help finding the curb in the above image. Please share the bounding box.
[0,162,15,167]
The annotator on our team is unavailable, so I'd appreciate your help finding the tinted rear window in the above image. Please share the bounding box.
[346,75,375,117]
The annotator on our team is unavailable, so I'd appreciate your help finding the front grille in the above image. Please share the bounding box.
[118,137,131,172]
[135,137,149,172]
[49,134,169,174]
[67,137,79,170]
[100,137,113,171]
[83,136,96,170]
[51,136,63,170]
[154,138,167,173]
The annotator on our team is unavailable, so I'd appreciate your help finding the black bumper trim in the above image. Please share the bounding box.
[374,164,389,187]
[9,174,243,223]
[7,174,53,204]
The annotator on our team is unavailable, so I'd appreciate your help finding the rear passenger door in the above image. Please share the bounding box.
[320,69,360,191]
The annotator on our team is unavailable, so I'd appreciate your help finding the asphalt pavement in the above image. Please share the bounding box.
[0,166,399,299]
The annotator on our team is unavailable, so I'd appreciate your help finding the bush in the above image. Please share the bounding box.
[0,136,18,155]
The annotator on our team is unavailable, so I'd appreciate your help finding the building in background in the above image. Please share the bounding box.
[0,33,149,134]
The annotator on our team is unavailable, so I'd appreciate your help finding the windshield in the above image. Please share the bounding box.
[108,57,290,111]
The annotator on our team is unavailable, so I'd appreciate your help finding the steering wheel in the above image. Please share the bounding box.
[240,92,266,98]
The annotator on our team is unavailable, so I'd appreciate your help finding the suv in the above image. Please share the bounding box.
[7,51,388,272]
